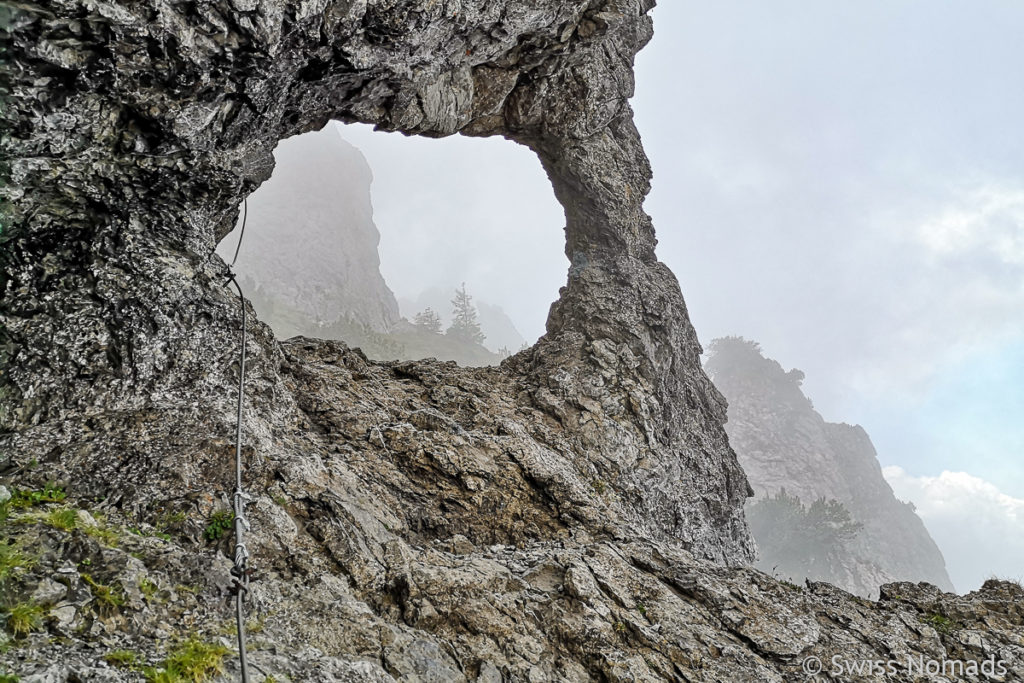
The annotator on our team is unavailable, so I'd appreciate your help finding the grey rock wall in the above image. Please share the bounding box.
[2,0,751,563]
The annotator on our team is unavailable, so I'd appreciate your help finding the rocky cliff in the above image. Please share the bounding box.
[2,1,1022,681]
[705,337,955,597]
[215,125,401,336]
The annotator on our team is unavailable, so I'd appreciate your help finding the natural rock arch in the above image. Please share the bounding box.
[3,0,752,562]
[5,2,1024,681]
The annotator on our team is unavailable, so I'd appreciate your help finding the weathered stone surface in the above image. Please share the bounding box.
[2,0,749,564]
[2,1,1023,681]
[2,470,1023,681]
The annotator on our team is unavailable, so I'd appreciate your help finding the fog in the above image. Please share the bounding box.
[629,1,1024,592]
[228,2,1023,593]
[338,122,565,346]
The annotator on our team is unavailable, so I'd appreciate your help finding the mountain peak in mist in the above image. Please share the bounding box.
[706,336,955,597]
[216,126,401,335]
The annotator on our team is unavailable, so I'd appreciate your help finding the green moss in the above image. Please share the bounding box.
[922,612,957,635]
[104,649,142,669]
[203,510,234,542]
[0,672,19,683]
[143,637,229,682]
[3,601,45,636]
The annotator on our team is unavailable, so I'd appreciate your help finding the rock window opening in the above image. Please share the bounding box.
[215,123,565,366]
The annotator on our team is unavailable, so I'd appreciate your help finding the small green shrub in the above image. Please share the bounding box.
[922,612,957,635]
[139,577,159,600]
[203,510,234,542]
[156,510,187,534]
[0,671,20,682]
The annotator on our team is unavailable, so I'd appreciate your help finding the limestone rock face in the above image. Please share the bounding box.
[2,0,751,564]
[705,338,956,597]
[216,126,401,335]
[2,1,1023,681]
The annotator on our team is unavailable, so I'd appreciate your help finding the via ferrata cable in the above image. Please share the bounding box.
[224,198,251,683]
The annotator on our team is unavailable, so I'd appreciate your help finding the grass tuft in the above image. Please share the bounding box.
[143,636,229,682]
[3,601,45,636]
[81,573,125,614]
[9,484,65,509]
[44,507,77,532]
[0,542,34,584]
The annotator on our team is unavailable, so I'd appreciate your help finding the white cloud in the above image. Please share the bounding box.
[824,180,1024,406]
[883,466,1024,592]
[916,184,1024,264]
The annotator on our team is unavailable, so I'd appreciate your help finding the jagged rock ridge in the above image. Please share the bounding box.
[2,0,1022,680]
[705,337,955,597]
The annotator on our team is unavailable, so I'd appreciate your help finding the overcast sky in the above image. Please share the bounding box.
[338,1,1023,592]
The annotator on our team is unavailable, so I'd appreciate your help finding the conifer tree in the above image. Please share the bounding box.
[447,283,485,345]
[413,307,442,333]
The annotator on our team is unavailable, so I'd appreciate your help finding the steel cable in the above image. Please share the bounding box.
[223,199,252,683]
